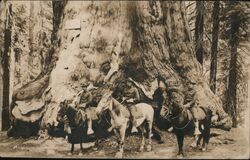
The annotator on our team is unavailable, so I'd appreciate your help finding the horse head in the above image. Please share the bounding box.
[96,91,113,116]
[56,101,69,122]
[160,105,172,120]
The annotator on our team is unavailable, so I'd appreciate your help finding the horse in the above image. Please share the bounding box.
[160,103,212,158]
[56,100,89,155]
[95,91,154,158]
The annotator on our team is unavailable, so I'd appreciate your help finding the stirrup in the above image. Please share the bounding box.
[168,127,174,132]
[107,126,113,132]
[194,128,201,135]
[131,126,138,133]
[65,127,71,134]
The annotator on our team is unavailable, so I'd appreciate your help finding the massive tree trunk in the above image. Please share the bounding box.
[6,1,232,135]
[209,1,220,93]
[194,1,204,66]
[227,2,240,128]
[127,1,231,129]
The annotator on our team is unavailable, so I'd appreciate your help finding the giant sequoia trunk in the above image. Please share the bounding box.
[128,1,231,129]
[5,1,232,135]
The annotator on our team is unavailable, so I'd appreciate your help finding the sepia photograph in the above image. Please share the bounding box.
[0,0,249,159]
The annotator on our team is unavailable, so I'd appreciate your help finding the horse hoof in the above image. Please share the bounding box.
[92,147,98,151]
[177,154,184,159]
[78,152,83,156]
[67,152,73,156]
[202,147,206,152]
[146,145,152,152]
[115,151,123,158]
[139,146,144,152]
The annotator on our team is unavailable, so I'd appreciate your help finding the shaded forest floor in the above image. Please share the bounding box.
[0,127,249,159]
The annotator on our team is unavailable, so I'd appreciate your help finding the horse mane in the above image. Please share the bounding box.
[66,105,81,124]
[111,98,121,116]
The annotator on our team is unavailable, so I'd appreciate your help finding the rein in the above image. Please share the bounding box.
[172,119,192,130]
[102,110,112,126]
[163,107,192,130]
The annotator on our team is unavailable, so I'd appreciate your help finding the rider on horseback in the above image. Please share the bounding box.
[77,86,96,135]
[122,79,141,133]
[165,80,205,144]
[185,82,206,133]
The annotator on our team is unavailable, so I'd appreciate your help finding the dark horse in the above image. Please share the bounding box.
[160,102,212,158]
[56,100,110,155]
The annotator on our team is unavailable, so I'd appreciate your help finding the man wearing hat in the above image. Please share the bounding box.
[122,79,141,133]
[78,82,98,135]
[184,81,206,147]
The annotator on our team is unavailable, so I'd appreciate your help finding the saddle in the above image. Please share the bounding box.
[128,105,144,119]
[187,107,206,121]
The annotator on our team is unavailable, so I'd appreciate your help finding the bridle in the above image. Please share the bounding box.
[161,106,192,130]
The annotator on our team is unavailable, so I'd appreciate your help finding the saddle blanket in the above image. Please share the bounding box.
[129,106,144,119]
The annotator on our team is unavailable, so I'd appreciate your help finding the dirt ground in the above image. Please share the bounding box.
[0,126,249,159]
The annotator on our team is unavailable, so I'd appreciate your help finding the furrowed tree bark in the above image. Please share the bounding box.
[129,1,232,130]
[9,1,67,127]
[194,1,204,66]
[210,1,220,93]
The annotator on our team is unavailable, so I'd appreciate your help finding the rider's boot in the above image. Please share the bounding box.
[194,121,201,135]
[87,119,94,135]
[64,117,71,134]
[131,118,138,133]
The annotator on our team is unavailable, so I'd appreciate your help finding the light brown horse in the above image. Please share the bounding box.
[96,91,154,158]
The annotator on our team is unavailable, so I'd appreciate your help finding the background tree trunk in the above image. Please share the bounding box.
[209,1,220,93]
[0,0,7,131]
[227,2,240,128]
[195,1,204,66]
[1,2,12,130]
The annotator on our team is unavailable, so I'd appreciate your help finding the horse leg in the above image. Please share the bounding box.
[202,122,210,152]
[78,143,83,156]
[113,128,120,144]
[68,143,74,156]
[115,125,126,158]
[139,125,145,152]
[176,132,184,158]
[146,120,153,152]
[201,135,207,152]
[197,134,203,147]
[190,134,202,148]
